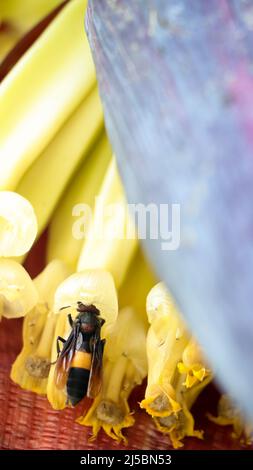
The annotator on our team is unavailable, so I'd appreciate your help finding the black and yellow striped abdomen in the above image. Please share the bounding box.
[67,351,92,406]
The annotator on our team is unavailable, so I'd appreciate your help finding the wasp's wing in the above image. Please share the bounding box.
[54,323,80,389]
[87,336,105,399]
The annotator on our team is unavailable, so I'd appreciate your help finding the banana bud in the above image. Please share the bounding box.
[207,394,253,445]
[47,269,118,409]
[11,260,70,393]
[78,307,147,442]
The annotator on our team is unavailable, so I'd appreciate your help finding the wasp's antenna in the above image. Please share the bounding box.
[59,305,72,311]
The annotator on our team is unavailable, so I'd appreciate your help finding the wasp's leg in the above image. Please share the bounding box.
[100,318,105,327]
[89,336,95,351]
[51,336,66,365]
[56,336,66,356]
[68,313,74,327]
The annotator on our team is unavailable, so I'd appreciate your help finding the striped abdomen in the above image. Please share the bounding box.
[66,351,92,406]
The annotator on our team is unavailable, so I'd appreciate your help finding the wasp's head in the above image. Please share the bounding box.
[76,303,100,333]
[76,302,100,316]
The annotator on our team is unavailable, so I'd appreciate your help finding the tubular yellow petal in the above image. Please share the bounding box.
[11,260,69,393]
[77,159,138,289]
[47,308,71,409]
[11,303,49,393]
[178,362,210,389]
[178,338,211,389]
[118,247,157,326]
[143,284,189,418]
[153,376,211,448]
[47,133,112,270]
[143,283,213,448]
